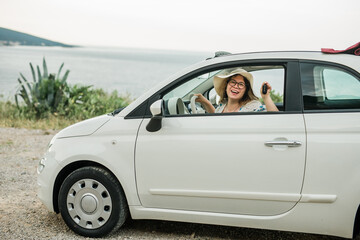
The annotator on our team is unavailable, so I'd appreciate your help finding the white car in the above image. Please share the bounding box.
[38,51,360,238]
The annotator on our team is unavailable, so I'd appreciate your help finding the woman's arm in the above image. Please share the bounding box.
[194,93,215,113]
[260,82,279,112]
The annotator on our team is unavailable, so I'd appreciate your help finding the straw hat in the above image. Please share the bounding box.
[213,68,254,98]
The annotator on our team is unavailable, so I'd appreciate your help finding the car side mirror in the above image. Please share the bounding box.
[146,99,163,132]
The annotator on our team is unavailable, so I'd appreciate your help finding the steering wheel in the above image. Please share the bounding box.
[190,95,199,114]
[168,97,190,115]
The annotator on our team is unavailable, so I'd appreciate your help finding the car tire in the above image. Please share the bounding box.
[58,166,128,237]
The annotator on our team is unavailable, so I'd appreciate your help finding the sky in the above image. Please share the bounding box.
[0,0,359,53]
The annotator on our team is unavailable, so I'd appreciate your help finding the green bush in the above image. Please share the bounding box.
[58,87,131,120]
[269,90,283,103]
[14,58,132,121]
[15,58,71,117]
[260,90,283,104]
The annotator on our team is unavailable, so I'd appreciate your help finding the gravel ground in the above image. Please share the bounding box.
[0,127,352,240]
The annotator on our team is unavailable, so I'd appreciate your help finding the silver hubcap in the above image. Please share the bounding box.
[81,194,97,213]
[67,179,112,229]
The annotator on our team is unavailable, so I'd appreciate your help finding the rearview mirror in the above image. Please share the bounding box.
[146,100,163,132]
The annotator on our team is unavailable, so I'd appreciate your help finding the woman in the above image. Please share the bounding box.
[195,68,278,113]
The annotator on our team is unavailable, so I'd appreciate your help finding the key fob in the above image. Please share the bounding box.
[262,84,268,94]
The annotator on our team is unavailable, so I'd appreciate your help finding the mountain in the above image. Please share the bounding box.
[0,27,76,47]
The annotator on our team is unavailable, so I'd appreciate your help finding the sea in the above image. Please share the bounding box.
[0,46,212,101]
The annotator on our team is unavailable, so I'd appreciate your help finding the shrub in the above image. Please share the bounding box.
[15,58,71,118]
[14,58,132,121]
[58,87,131,120]
[269,90,283,103]
[259,90,283,104]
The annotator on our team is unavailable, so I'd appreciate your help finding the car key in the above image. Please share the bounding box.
[262,84,268,94]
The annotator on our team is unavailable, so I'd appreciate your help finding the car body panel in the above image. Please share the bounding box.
[37,149,62,211]
[56,114,111,138]
[135,113,306,216]
[129,202,353,238]
[37,116,144,207]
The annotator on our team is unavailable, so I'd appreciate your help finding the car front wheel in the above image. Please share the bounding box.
[58,166,128,237]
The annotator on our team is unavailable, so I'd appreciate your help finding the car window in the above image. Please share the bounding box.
[206,68,284,106]
[163,73,208,100]
[162,65,285,116]
[251,68,284,104]
[163,71,219,101]
[323,68,360,100]
[301,63,360,110]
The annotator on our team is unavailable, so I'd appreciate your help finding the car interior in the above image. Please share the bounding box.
[162,65,285,115]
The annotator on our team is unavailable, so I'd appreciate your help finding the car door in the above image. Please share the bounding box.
[135,62,306,216]
[300,61,360,202]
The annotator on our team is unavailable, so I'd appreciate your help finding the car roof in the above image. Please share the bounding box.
[210,50,358,63]
[202,51,360,76]
[210,50,355,57]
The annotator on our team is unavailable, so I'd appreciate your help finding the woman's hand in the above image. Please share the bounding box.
[194,93,208,104]
[193,93,215,113]
[260,81,272,99]
[260,82,279,112]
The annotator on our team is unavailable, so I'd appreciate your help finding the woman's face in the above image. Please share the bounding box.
[226,75,246,102]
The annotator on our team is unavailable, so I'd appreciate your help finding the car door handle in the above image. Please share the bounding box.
[265,140,302,147]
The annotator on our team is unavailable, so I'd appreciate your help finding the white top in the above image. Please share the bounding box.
[215,100,266,113]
